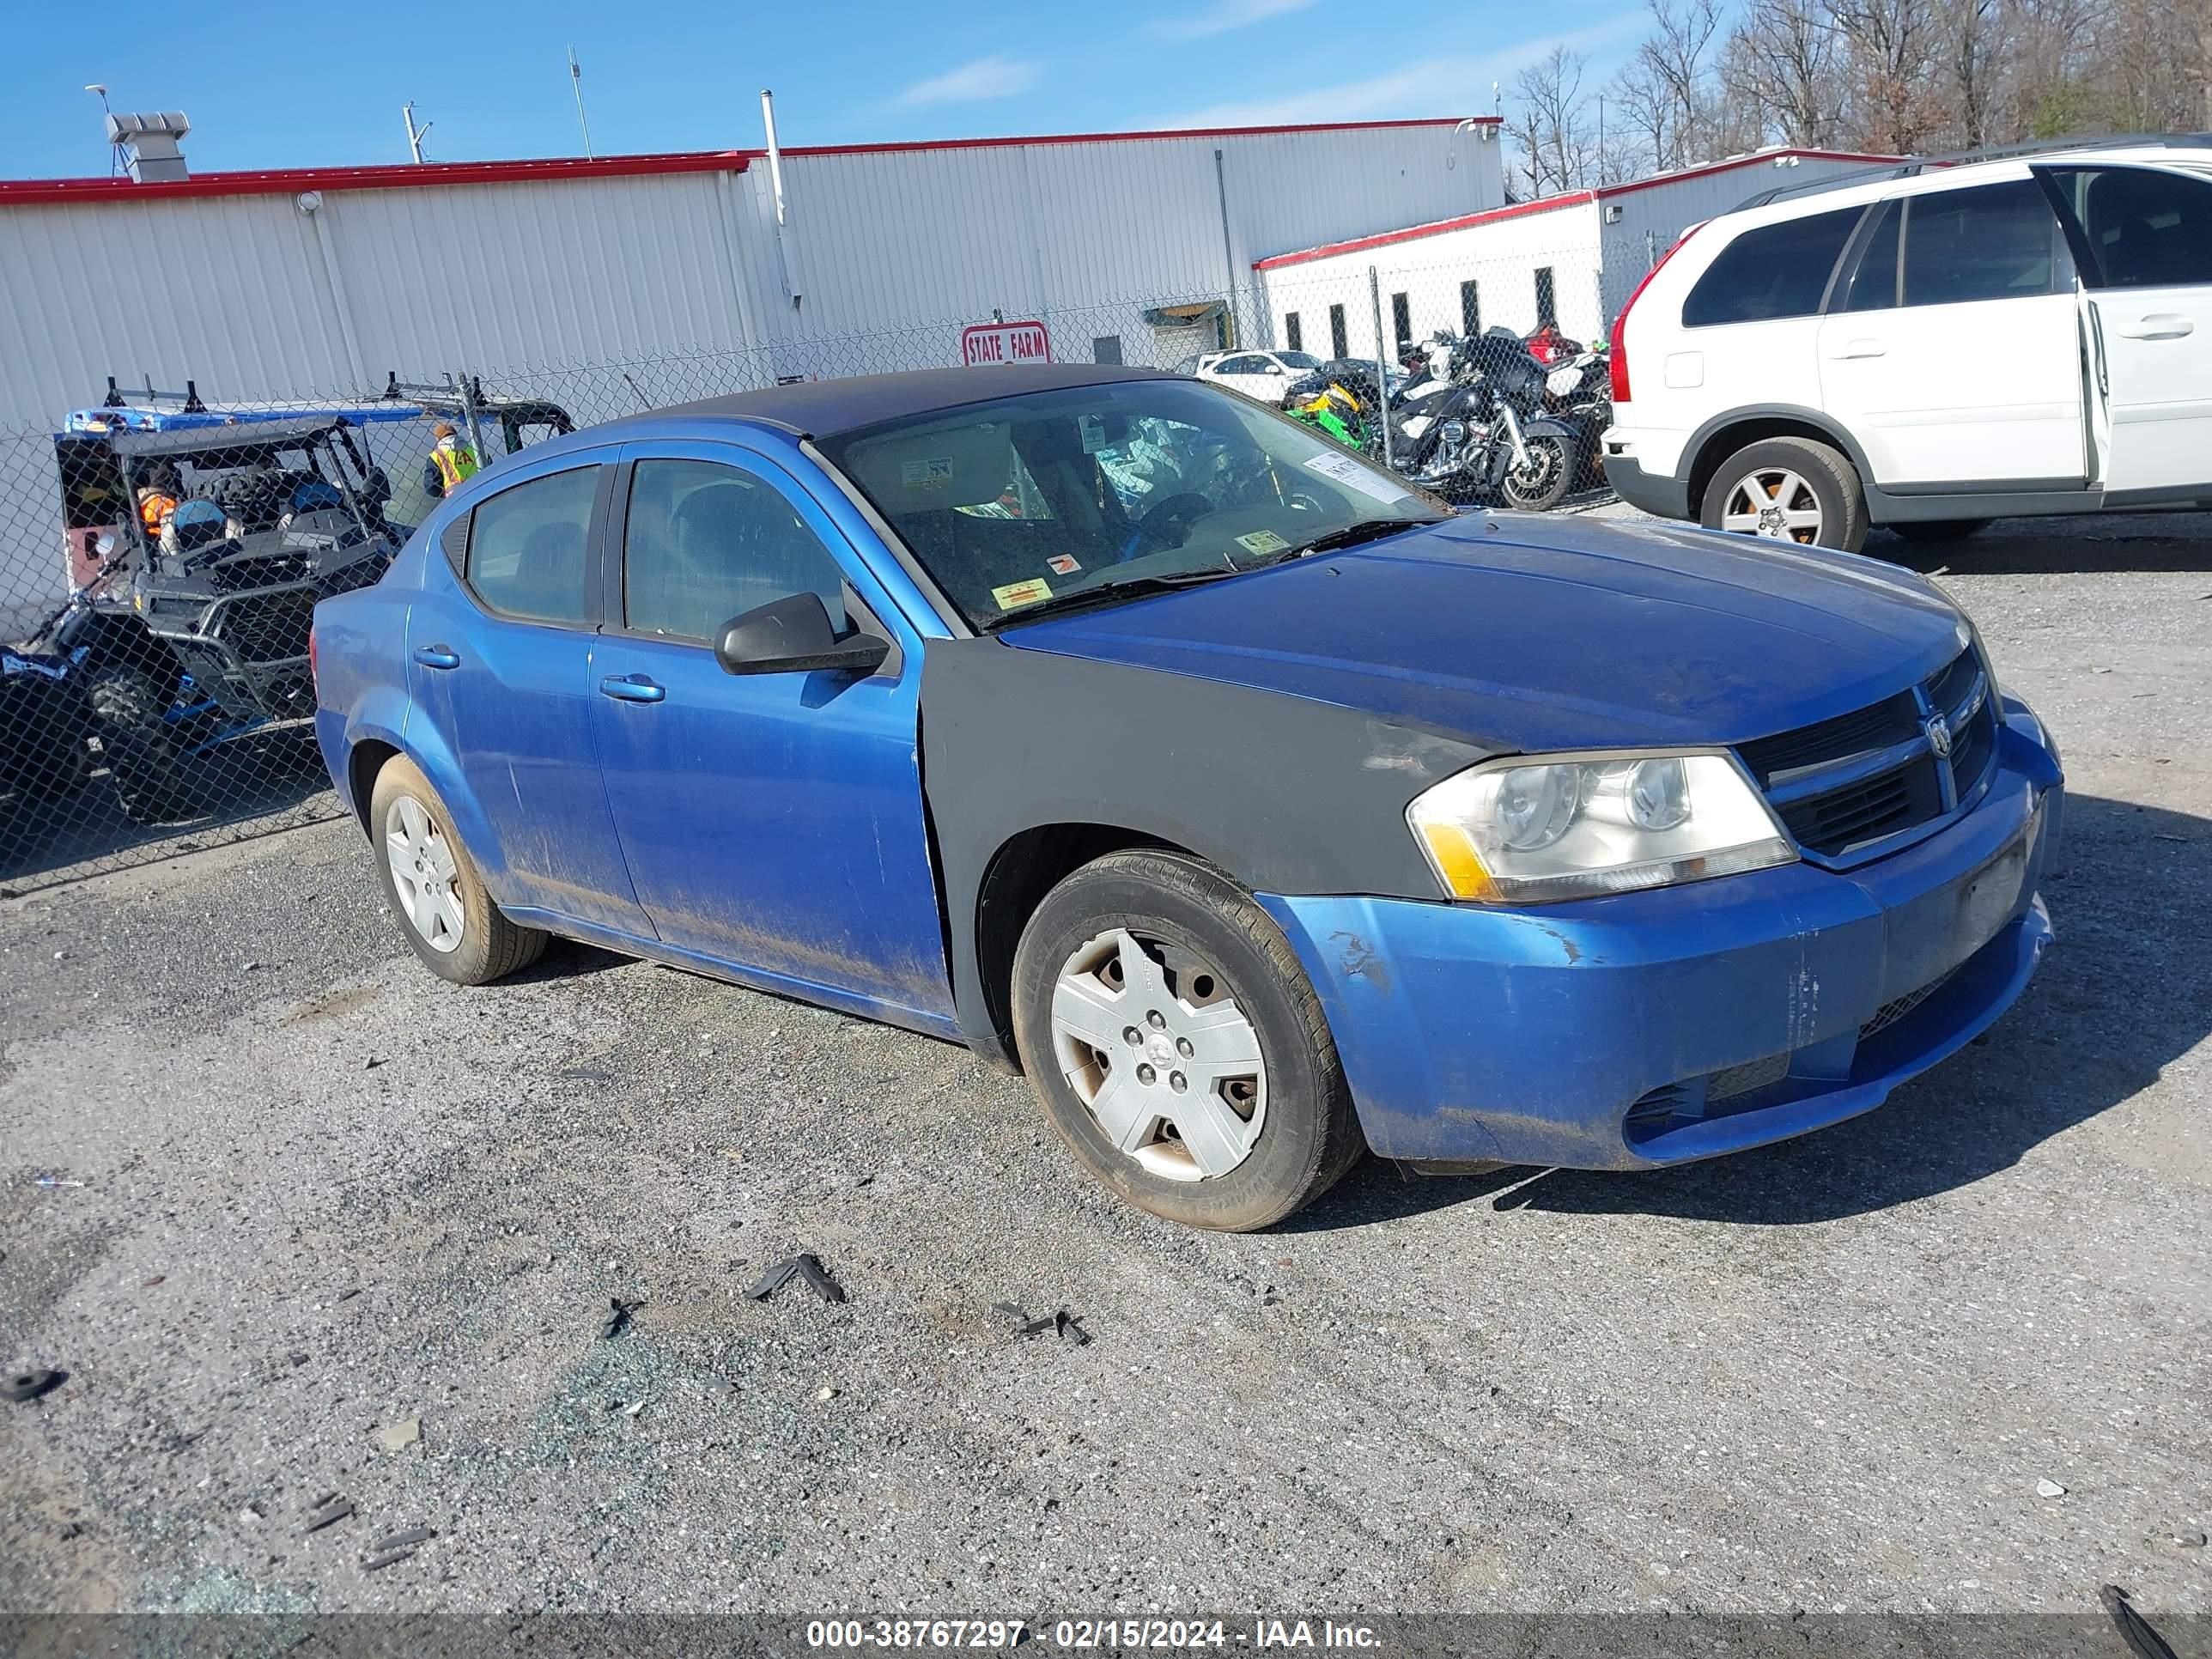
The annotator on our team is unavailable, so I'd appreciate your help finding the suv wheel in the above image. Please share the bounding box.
[1011,848,1364,1231]
[1700,436,1868,553]
[368,755,547,985]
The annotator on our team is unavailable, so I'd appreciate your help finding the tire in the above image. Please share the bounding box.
[85,667,186,824]
[367,753,547,985]
[1010,848,1364,1231]
[1888,519,1990,542]
[1501,434,1575,511]
[1698,435,1869,553]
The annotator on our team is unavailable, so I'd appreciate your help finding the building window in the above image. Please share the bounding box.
[1284,313,1303,353]
[1390,291,1411,352]
[1534,267,1557,328]
[1460,279,1480,337]
[1328,303,1347,360]
[1092,335,1124,365]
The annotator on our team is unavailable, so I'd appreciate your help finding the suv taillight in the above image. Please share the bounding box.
[1608,224,1700,406]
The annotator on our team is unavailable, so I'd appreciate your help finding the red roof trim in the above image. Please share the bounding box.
[0,149,754,205]
[0,117,1498,206]
[1255,191,1595,270]
[1252,149,1908,269]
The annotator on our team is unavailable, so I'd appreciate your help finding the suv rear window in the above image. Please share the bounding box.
[1681,206,1864,328]
[1900,180,2067,306]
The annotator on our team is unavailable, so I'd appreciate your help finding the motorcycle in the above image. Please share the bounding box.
[1279,359,1388,453]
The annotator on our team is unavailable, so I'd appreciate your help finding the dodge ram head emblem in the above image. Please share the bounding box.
[1924,711,1954,760]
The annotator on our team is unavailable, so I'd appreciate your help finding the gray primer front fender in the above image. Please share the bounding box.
[920,635,1498,1066]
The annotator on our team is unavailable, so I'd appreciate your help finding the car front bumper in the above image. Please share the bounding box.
[1257,698,2063,1170]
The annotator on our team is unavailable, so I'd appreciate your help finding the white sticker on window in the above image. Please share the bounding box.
[1079,414,1109,454]
[902,456,956,486]
[1304,450,1412,502]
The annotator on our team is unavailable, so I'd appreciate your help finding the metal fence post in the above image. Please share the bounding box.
[457,368,490,469]
[1368,265,1391,471]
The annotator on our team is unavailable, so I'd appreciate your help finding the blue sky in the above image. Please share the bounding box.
[0,0,1650,179]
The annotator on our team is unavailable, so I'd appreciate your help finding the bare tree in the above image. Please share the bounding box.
[1832,0,1940,151]
[1723,0,1844,148]
[1509,46,1598,196]
[1934,0,2008,147]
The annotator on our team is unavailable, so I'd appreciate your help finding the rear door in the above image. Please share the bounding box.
[406,450,653,934]
[1817,175,2086,490]
[2040,163,2212,499]
[586,441,953,1024]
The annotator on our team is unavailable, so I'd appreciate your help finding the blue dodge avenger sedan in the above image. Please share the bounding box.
[312,364,2061,1231]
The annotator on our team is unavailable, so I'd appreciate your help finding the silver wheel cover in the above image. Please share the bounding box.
[384,793,466,954]
[1722,467,1824,543]
[1049,927,1266,1182]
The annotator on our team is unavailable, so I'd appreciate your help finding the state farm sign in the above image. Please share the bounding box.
[962,320,1051,367]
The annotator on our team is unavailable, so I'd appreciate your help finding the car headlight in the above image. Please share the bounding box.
[1407,750,1796,903]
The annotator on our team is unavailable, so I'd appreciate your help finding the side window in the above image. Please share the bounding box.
[2048,166,2212,289]
[463,465,599,625]
[1902,180,2068,307]
[1681,206,1865,328]
[1834,200,1902,313]
[623,458,848,644]
[1214,355,1267,376]
[1460,278,1480,336]
[1391,291,1413,350]
[1328,304,1348,359]
[1284,312,1304,352]
[1534,268,1557,328]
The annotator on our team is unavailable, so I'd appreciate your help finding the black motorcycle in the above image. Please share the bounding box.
[1385,328,1586,508]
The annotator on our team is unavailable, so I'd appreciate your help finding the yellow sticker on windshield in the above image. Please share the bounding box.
[1236,530,1290,555]
[992,578,1054,611]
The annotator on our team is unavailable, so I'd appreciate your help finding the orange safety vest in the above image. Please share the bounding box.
[431,442,479,491]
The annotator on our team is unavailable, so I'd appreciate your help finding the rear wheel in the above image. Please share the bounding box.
[1699,435,1868,553]
[1888,519,1990,542]
[1011,848,1364,1231]
[368,754,546,984]
[85,668,186,824]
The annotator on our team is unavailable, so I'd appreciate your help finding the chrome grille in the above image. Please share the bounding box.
[1737,646,1999,864]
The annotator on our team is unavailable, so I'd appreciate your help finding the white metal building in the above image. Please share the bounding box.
[1252,148,1904,362]
[0,118,1507,434]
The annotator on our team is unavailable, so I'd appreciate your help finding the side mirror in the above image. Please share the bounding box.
[714,591,890,678]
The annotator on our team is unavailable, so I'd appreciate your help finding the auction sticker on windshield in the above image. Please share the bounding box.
[1047,554,1082,575]
[1305,450,1412,502]
[1236,530,1290,555]
[992,578,1054,610]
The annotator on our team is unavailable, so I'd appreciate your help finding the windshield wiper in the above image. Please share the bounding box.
[985,565,1256,629]
[1280,516,1438,558]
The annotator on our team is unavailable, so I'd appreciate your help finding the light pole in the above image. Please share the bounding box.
[84,84,119,174]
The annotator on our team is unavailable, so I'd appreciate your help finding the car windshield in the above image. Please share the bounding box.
[817,378,1445,630]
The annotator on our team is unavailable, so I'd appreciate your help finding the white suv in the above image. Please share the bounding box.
[1601,140,2212,550]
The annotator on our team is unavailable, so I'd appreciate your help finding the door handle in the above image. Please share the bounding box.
[1828,340,1887,360]
[2116,314,2194,340]
[411,644,460,670]
[598,673,665,704]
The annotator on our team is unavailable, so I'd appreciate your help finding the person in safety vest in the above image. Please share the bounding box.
[421,422,480,501]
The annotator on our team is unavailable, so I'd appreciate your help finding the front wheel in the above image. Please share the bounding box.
[84,668,186,824]
[368,754,547,985]
[1699,435,1868,552]
[1501,434,1575,511]
[1010,848,1364,1231]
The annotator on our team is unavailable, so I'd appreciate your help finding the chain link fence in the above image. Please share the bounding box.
[0,249,1629,892]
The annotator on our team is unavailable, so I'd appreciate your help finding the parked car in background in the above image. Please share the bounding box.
[314,365,2061,1233]
[1603,138,2212,550]
[1174,349,1325,402]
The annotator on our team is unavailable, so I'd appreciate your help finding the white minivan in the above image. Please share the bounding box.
[1602,140,2212,550]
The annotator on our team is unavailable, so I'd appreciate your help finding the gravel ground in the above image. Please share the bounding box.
[1,510,2208,1627]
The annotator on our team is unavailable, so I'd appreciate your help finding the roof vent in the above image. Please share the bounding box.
[106,112,191,183]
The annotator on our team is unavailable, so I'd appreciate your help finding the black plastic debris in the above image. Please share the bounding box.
[302,1494,355,1534]
[2100,1586,2179,1659]
[599,1297,642,1340]
[994,1303,1091,1346]
[5,1369,64,1403]
[361,1524,434,1571]
[750,1253,845,1304]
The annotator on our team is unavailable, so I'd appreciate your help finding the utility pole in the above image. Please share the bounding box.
[403,102,431,163]
[569,47,593,159]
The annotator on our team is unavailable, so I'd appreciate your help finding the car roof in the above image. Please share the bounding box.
[1722,139,2212,223]
[604,363,1177,441]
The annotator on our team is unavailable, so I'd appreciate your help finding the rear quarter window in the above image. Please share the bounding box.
[1682,206,1866,328]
